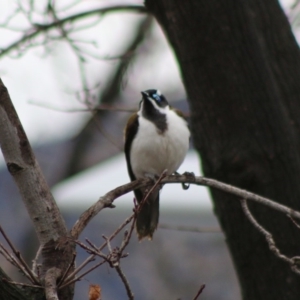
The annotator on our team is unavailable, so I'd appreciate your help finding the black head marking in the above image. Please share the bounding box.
[141,89,168,108]
[140,89,168,133]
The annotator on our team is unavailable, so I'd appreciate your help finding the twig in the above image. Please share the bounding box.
[240,199,300,275]
[192,284,206,300]
[288,214,300,230]
[0,242,18,266]
[32,245,42,275]
[66,173,165,285]
[59,260,106,290]
[0,5,147,58]
[65,213,134,285]
[115,265,134,300]
[29,101,136,113]
[0,242,34,280]
[0,225,40,285]
[2,278,43,289]
[70,178,149,238]
[158,224,221,233]
[57,252,76,287]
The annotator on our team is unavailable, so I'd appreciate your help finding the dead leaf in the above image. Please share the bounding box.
[89,284,101,300]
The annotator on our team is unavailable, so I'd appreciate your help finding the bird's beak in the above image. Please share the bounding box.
[141,91,149,100]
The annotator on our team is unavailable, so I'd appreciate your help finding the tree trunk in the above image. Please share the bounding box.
[145,0,300,299]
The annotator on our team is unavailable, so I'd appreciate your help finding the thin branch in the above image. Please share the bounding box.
[70,173,300,241]
[0,242,33,281]
[288,214,300,230]
[57,253,76,287]
[192,284,206,300]
[2,278,43,289]
[158,224,221,233]
[240,199,300,275]
[59,260,106,290]
[0,242,21,267]
[0,225,40,284]
[64,214,134,286]
[66,174,165,285]
[0,5,147,58]
[32,245,42,276]
[70,179,147,238]
[115,265,134,300]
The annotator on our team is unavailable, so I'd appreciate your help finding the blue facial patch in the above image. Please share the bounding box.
[152,93,161,102]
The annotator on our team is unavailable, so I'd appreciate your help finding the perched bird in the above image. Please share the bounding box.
[124,89,190,240]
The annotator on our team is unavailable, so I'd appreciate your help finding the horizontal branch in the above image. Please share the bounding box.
[70,173,300,239]
[0,4,147,58]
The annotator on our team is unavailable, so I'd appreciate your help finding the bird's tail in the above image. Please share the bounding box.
[136,188,160,241]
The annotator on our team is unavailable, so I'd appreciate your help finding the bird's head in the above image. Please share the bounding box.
[139,89,169,114]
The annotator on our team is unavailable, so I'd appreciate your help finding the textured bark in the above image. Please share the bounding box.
[145,0,300,299]
[0,79,74,299]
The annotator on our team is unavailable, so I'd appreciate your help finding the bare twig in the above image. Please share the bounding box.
[57,253,76,287]
[0,242,21,268]
[70,178,148,238]
[288,214,300,230]
[0,225,40,285]
[240,199,300,275]
[0,5,147,58]
[0,242,32,280]
[29,100,136,113]
[32,245,42,276]
[158,224,221,233]
[66,173,165,287]
[192,284,206,300]
[59,260,106,290]
[115,265,134,300]
[2,278,43,289]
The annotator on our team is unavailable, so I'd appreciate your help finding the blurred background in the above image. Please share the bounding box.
[0,0,297,299]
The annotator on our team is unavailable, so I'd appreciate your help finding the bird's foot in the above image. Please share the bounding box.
[181,171,196,190]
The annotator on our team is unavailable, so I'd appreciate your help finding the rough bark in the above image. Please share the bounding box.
[145,0,300,299]
[0,79,74,299]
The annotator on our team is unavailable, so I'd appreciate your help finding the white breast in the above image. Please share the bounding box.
[130,109,190,179]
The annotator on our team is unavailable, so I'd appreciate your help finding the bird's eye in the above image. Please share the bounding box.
[152,93,161,102]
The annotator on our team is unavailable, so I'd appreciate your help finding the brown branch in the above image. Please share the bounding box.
[70,173,300,240]
[0,5,147,58]
[240,199,300,275]
[70,178,149,238]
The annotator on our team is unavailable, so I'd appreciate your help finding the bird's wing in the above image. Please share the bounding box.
[124,112,139,182]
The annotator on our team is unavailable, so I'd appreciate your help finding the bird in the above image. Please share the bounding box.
[124,89,190,240]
